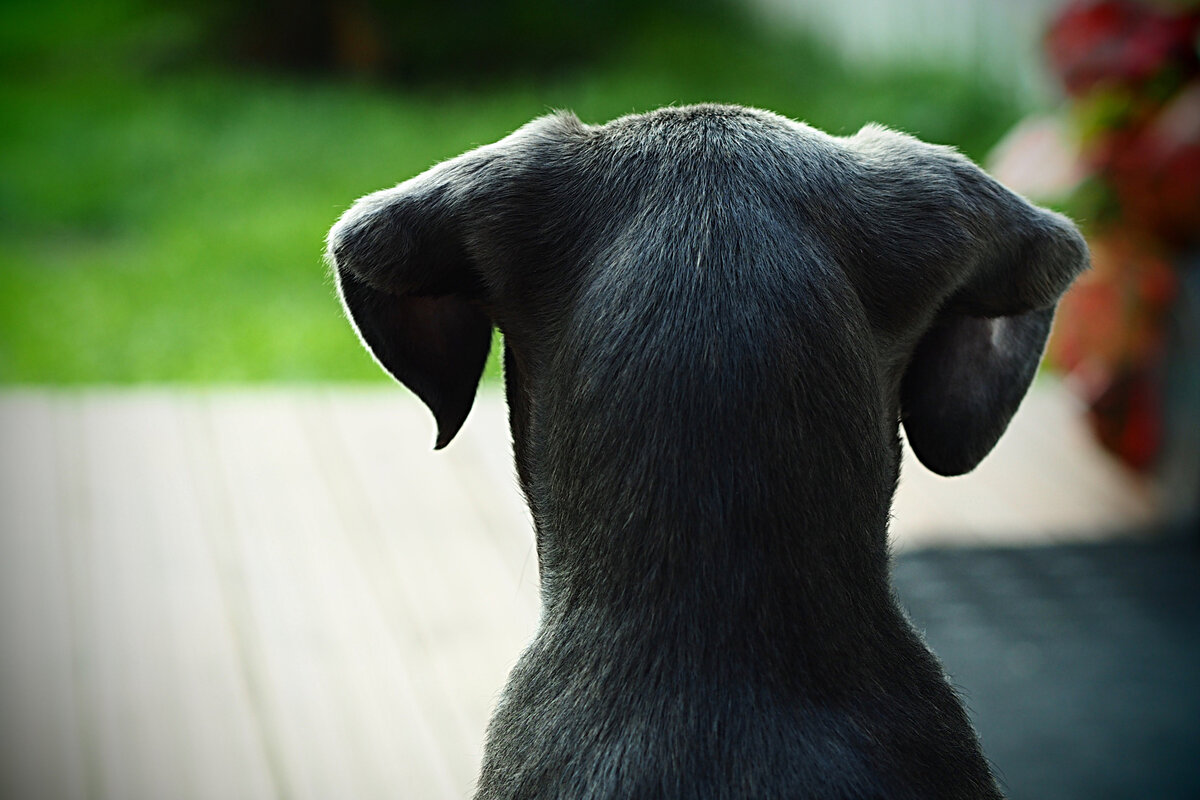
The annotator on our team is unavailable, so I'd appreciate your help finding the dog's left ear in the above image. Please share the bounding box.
[895,154,1090,476]
[327,154,500,449]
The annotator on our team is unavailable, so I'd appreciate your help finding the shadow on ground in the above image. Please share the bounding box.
[895,537,1200,800]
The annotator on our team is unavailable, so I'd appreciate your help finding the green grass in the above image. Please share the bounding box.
[0,19,1025,383]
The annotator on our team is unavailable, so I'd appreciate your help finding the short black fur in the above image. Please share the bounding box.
[326,105,1089,799]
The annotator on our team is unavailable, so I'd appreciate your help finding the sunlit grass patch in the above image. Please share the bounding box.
[0,23,1022,383]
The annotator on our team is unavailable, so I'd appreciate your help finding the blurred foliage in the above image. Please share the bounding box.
[1042,0,1200,471]
[200,0,740,81]
[0,0,1024,383]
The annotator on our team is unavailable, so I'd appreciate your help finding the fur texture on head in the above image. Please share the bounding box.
[327,105,1088,799]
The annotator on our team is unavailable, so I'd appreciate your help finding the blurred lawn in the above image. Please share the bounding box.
[0,15,1024,383]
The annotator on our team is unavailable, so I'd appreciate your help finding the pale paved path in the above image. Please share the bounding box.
[0,381,1161,800]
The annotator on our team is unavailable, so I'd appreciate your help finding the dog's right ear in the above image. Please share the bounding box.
[327,157,497,450]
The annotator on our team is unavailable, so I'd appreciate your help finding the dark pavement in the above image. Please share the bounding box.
[895,538,1200,800]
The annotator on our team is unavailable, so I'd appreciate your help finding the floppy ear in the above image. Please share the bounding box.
[327,160,494,450]
[901,307,1054,476]
[898,161,1090,476]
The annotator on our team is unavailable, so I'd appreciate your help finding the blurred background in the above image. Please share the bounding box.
[0,0,1044,385]
[1,0,1198,799]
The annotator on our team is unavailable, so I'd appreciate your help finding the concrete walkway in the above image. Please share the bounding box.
[0,381,1163,800]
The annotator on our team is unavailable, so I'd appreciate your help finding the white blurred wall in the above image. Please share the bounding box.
[746,0,1064,105]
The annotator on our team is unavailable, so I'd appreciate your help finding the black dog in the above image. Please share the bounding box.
[327,105,1088,799]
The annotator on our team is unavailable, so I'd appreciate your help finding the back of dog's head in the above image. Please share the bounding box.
[328,104,1087,798]
[327,104,1088,605]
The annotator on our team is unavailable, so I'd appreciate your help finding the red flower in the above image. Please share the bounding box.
[1043,1,1200,470]
[1047,229,1178,470]
[1100,82,1200,247]
[1087,366,1163,471]
[1046,1,1199,96]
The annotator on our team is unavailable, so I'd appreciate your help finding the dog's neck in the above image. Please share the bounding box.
[510,247,905,685]
[520,407,903,694]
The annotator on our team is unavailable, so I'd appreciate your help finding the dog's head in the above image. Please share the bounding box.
[327,105,1087,517]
